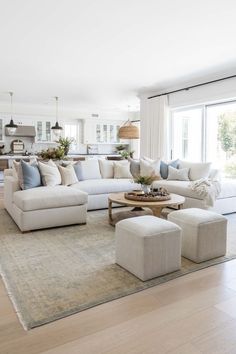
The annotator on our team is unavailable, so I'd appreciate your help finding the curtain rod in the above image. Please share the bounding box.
[148,74,236,99]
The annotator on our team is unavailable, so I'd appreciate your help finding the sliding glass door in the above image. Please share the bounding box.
[171,100,236,179]
[206,102,236,178]
[171,108,203,162]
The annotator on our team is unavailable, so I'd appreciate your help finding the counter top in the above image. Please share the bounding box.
[0,155,38,159]
[0,153,120,159]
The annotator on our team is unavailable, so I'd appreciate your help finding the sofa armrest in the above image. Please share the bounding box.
[4,176,20,211]
[209,169,221,181]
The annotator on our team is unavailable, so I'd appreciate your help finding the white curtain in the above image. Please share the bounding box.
[140,95,169,160]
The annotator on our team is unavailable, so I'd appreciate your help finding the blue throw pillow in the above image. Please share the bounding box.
[160,159,179,179]
[73,162,84,181]
[21,160,42,190]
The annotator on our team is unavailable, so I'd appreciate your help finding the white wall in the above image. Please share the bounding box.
[141,77,236,109]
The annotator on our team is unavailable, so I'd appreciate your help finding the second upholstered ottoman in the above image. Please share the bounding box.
[115,215,182,281]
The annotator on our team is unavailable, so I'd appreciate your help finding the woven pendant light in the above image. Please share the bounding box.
[118,121,140,139]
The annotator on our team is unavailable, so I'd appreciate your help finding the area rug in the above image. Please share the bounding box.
[0,206,235,330]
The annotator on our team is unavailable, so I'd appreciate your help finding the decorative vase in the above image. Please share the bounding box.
[141,184,151,194]
[64,147,69,155]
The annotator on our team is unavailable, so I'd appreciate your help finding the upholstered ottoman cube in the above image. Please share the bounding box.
[115,215,182,281]
[168,208,227,263]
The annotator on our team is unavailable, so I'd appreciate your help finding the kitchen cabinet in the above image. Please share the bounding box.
[36,121,52,142]
[84,120,121,144]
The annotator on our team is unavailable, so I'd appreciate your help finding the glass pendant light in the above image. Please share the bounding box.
[51,96,63,137]
[5,92,18,135]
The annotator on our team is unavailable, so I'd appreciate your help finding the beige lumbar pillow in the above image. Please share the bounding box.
[114,161,132,179]
[167,166,189,181]
[38,159,62,186]
[58,164,78,186]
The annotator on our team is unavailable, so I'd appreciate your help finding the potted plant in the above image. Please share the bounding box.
[57,137,74,155]
[133,174,159,194]
[38,147,65,160]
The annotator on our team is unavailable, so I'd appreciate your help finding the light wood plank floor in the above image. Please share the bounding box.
[1,199,236,353]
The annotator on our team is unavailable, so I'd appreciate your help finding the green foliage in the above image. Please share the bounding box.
[224,155,236,178]
[218,113,236,154]
[115,145,126,152]
[39,147,65,160]
[57,137,74,155]
[133,175,158,185]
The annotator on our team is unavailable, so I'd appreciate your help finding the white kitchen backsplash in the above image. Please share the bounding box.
[2,136,57,154]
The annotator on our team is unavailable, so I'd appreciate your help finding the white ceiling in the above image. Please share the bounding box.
[1,0,236,112]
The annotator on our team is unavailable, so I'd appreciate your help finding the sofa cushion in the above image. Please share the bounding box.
[113,161,132,178]
[98,159,114,178]
[38,160,62,186]
[21,160,42,190]
[128,157,140,178]
[71,179,139,195]
[167,166,189,181]
[13,186,88,212]
[140,158,161,178]
[78,159,102,180]
[160,159,179,179]
[178,160,211,181]
[58,164,78,186]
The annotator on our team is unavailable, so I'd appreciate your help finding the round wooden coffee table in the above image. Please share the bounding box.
[108,192,185,225]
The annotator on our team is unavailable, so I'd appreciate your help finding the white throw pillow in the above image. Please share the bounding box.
[179,160,211,181]
[140,158,161,178]
[114,161,132,179]
[58,164,78,186]
[98,159,114,178]
[167,166,190,181]
[38,160,62,186]
[79,159,102,180]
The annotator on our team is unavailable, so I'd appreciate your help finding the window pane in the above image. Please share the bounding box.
[96,124,101,142]
[64,124,77,141]
[206,102,236,179]
[172,108,202,161]
[103,125,107,142]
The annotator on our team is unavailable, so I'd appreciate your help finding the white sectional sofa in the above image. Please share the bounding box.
[3,157,236,232]
[4,173,88,232]
[152,179,236,215]
[3,166,138,231]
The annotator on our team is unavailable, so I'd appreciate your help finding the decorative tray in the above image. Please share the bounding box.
[124,190,171,202]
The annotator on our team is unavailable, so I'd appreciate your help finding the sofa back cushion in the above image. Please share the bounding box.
[167,166,189,181]
[128,157,140,178]
[20,160,42,190]
[13,159,40,189]
[38,159,62,186]
[160,159,179,179]
[98,159,114,178]
[179,160,211,181]
[140,158,161,179]
[114,160,132,179]
[77,159,102,180]
[58,164,78,186]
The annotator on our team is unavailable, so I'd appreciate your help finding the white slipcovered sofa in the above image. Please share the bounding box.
[3,157,236,232]
[3,162,138,231]
[152,179,236,215]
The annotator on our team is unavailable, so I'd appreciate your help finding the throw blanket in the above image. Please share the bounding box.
[189,178,221,207]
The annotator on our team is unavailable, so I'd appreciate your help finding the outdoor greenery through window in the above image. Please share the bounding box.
[171,100,236,179]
